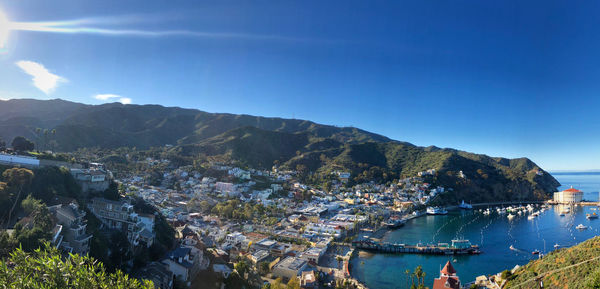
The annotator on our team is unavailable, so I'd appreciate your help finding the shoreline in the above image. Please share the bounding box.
[347,200,551,287]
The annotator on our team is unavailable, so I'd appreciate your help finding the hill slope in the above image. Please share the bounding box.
[0,99,560,202]
[505,236,600,289]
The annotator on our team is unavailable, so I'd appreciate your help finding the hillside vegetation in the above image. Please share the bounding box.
[505,236,600,289]
[0,99,560,202]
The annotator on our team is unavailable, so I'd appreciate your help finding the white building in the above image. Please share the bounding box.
[553,187,583,203]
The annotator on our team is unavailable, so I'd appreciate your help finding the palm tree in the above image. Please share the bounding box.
[336,256,344,269]
[414,265,425,286]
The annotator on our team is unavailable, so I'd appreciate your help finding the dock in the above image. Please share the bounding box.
[352,239,481,255]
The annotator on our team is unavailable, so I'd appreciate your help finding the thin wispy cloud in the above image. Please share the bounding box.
[15,60,66,94]
[94,94,132,104]
[8,14,317,43]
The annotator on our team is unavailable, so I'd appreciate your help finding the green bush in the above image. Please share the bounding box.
[0,243,153,288]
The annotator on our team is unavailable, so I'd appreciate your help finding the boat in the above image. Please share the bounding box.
[459,200,473,210]
[507,213,515,220]
[554,243,560,249]
[532,249,540,255]
[385,218,407,228]
[527,215,536,220]
[576,224,588,230]
[483,208,491,215]
[427,206,448,215]
[509,245,516,251]
[587,213,598,219]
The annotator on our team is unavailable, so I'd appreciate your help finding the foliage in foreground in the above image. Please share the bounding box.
[0,243,153,289]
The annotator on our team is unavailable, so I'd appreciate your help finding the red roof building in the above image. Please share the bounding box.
[433,261,461,289]
[554,186,584,203]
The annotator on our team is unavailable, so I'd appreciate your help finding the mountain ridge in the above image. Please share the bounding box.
[0,98,560,202]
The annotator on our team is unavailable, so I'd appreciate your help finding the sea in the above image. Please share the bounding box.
[350,172,600,289]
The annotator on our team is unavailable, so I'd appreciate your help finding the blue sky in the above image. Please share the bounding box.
[0,0,599,171]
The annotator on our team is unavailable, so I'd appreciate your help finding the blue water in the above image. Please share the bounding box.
[350,173,600,289]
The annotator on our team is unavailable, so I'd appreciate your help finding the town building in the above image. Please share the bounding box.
[136,262,174,289]
[433,261,461,289]
[272,256,308,281]
[48,201,92,255]
[71,168,111,193]
[162,246,201,286]
[553,187,584,203]
[87,197,145,246]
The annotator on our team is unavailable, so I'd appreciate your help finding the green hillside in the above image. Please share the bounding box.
[505,236,600,289]
[0,99,560,202]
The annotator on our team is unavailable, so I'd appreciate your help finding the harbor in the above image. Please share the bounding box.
[350,172,600,289]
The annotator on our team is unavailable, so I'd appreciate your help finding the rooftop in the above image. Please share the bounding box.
[274,256,307,271]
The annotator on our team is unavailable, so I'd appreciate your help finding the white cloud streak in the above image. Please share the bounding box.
[94,94,132,104]
[8,14,319,43]
[15,60,66,94]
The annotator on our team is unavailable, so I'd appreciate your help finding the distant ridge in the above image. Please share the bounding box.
[0,98,560,202]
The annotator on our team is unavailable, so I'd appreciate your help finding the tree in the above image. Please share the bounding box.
[258,261,270,276]
[103,181,120,201]
[411,265,426,289]
[2,168,34,227]
[21,195,43,215]
[336,256,344,269]
[234,259,250,277]
[0,243,154,288]
[287,277,301,289]
[11,136,34,152]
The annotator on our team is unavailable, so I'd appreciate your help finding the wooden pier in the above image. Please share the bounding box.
[352,239,481,255]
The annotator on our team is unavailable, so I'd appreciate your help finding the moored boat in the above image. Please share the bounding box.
[459,200,473,210]
[427,206,448,215]
[385,217,407,228]
[576,224,588,230]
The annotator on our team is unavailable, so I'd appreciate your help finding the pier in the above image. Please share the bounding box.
[352,238,481,255]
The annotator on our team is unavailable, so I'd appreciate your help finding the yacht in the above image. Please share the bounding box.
[576,224,588,230]
[554,243,560,249]
[427,206,448,215]
[527,214,536,220]
[507,213,515,220]
[532,249,540,255]
[459,200,473,210]
[384,217,407,228]
[587,213,598,219]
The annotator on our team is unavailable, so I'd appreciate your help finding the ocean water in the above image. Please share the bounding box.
[350,173,600,289]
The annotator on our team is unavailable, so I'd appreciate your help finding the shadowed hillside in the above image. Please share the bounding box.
[0,98,560,202]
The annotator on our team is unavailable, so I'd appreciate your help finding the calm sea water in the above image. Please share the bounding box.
[350,173,600,289]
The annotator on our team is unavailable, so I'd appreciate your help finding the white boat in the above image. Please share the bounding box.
[554,243,560,249]
[507,214,515,220]
[483,208,491,215]
[527,215,536,220]
[427,206,448,215]
[459,200,473,210]
[509,245,516,251]
[576,224,588,230]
